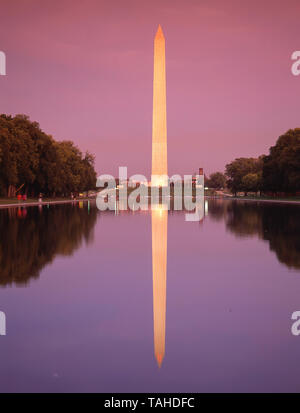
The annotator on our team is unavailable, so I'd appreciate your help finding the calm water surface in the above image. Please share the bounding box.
[0,199,300,392]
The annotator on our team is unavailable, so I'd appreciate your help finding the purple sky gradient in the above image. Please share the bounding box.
[1,0,300,176]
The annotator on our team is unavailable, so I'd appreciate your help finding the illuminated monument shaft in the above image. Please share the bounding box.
[151,25,168,187]
[152,206,168,367]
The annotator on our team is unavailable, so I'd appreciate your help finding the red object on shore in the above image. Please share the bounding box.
[17,194,22,201]
[22,194,27,201]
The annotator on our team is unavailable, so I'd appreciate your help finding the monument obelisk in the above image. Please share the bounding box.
[151,25,168,187]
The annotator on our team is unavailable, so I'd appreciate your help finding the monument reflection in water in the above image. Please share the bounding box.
[150,197,205,368]
[152,204,167,368]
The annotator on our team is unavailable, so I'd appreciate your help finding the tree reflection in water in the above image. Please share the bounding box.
[1,199,299,288]
[208,200,300,270]
[0,203,98,286]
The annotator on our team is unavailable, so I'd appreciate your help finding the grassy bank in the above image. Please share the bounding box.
[0,197,93,208]
[228,195,300,202]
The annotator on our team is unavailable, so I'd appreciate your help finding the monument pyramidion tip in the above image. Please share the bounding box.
[155,24,165,39]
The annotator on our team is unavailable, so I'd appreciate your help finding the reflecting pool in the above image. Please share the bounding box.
[0,199,300,392]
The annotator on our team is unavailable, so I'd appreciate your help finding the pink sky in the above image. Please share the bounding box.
[1,0,300,177]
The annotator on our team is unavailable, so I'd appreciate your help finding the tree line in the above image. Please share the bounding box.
[0,114,97,197]
[205,128,300,195]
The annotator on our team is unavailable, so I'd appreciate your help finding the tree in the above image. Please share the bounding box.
[241,173,261,194]
[262,128,300,193]
[81,151,97,192]
[0,114,97,197]
[225,157,263,195]
[0,115,20,196]
[207,172,226,189]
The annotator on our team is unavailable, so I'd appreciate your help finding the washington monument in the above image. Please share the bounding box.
[151,25,168,187]
[151,25,168,368]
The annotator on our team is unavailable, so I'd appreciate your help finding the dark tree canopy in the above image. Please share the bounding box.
[225,157,263,195]
[262,128,300,193]
[0,114,97,197]
[241,173,261,193]
[224,129,300,195]
[206,172,226,189]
